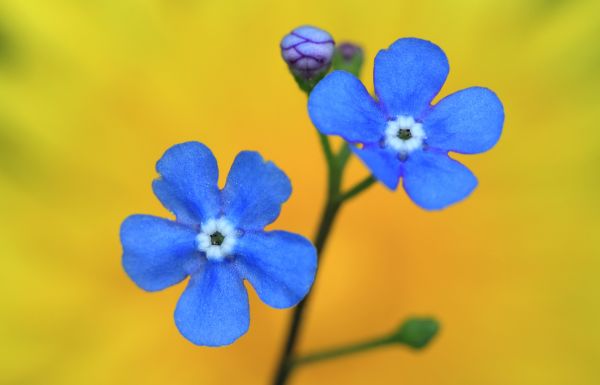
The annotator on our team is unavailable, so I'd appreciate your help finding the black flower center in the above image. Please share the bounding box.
[397,128,412,140]
[210,232,225,246]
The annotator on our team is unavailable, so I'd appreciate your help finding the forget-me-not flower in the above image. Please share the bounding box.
[308,38,504,210]
[120,142,317,346]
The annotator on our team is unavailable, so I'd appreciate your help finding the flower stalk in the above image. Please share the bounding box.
[271,104,375,385]
[291,317,440,368]
[272,35,375,385]
[291,336,392,368]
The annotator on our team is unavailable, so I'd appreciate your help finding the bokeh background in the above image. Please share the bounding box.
[1,0,599,384]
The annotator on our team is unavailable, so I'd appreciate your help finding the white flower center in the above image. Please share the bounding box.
[195,218,237,261]
[384,115,426,157]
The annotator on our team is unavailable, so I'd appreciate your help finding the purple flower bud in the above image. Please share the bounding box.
[338,42,363,62]
[332,42,364,77]
[280,25,335,80]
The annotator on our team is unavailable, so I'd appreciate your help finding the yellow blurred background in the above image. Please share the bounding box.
[1,0,599,384]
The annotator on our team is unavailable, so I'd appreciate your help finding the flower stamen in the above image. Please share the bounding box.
[196,218,237,261]
[384,115,426,158]
[210,231,225,246]
[397,128,412,140]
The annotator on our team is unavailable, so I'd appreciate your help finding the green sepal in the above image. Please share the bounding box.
[390,317,440,349]
[291,70,328,94]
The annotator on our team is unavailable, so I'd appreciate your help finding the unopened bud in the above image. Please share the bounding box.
[332,42,364,77]
[390,317,440,349]
[338,42,362,61]
[280,25,335,83]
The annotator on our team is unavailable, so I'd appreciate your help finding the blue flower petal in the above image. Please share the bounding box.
[402,151,477,210]
[374,38,449,118]
[351,144,401,190]
[152,179,197,225]
[121,215,199,292]
[222,151,291,230]
[424,87,504,154]
[235,231,317,309]
[174,261,249,346]
[308,71,387,143]
[155,142,221,223]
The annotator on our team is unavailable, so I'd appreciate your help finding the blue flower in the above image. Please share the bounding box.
[308,38,504,210]
[120,142,317,346]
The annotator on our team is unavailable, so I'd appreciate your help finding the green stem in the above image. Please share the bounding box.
[271,158,342,385]
[318,132,334,169]
[272,152,376,384]
[336,142,352,168]
[292,335,393,368]
[338,175,377,203]
[272,93,375,385]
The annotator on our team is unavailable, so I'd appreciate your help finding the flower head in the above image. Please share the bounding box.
[308,38,504,210]
[120,142,317,346]
[280,25,335,80]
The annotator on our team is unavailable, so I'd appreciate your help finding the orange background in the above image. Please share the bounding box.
[1,1,599,384]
